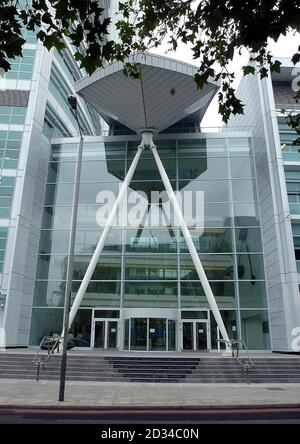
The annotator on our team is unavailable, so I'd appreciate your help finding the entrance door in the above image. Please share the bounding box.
[92,319,118,349]
[182,321,209,351]
[107,321,118,349]
[127,317,176,351]
[149,318,166,351]
[182,322,193,350]
[94,320,105,349]
[195,321,208,351]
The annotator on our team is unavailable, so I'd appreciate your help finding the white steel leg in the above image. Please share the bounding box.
[150,144,230,343]
[67,143,144,329]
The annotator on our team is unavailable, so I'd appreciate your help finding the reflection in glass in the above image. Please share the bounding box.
[228,138,251,155]
[168,320,176,351]
[36,254,67,280]
[47,161,76,183]
[131,157,176,180]
[128,140,176,158]
[180,254,234,280]
[179,228,233,253]
[124,281,177,308]
[240,310,270,350]
[94,321,105,348]
[39,230,70,255]
[210,310,238,350]
[131,318,147,350]
[182,322,193,350]
[179,180,229,202]
[34,280,66,307]
[196,322,208,350]
[232,179,257,202]
[124,319,129,350]
[178,138,226,157]
[178,158,208,180]
[79,182,122,204]
[50,144,79,161]
[180,281,236,309]
[75,229,122,254]
[235,228,262,253]
[203,203,232,227]
[238,281,267,308]
[70,309,92,347]
[237,254,265,281]
[149,318,166,351]
[80,159,125,182]
[108,321,118,348]
[72,281,121,307]
[77,205,100,229]
[125,228,178,253]
[230,157,255,178]
[42,206,72,229]
[233,203,260,226]
[29,308,63,345]
[45,183,74,205]
[73,255,121,281]
[125,255,177,280]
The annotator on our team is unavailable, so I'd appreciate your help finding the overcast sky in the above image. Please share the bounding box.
[152,31,300,127]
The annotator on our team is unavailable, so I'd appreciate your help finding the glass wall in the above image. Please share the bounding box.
[0,130,23,170]
[0,107,27,125]
[4,49,36,80]
[279,116,300,272]
[30,135,270,349]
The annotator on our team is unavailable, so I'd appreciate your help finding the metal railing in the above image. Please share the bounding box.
[218,338,254,384]
[32,335,60,381]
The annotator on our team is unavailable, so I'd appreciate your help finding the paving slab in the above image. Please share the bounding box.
[0,378,300,409]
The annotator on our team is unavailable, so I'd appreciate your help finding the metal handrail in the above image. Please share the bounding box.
[217,338,254,384]
[32,336,60,381]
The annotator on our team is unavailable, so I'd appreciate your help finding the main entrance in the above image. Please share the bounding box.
[92,318,119,349]
[125,318,176,351]
[182,320,209,351]
[181,310,211,351]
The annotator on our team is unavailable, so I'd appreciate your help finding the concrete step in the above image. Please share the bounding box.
[0,353,300,383]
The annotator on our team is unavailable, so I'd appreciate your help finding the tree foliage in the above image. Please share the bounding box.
[0,0,122,75]
[117,0,300,123]
[0,0,300,127]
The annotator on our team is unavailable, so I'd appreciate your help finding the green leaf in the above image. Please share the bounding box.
[242,65,255,76]
[292,53,300,65]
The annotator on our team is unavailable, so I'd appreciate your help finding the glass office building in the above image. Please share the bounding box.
[29,133,270,351]
[0,3,299,353]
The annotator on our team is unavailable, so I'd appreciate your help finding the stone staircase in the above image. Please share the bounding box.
[0,353,300,383]
[0,353,121,382]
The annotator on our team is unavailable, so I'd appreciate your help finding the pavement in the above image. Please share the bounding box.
[0,379,300,410]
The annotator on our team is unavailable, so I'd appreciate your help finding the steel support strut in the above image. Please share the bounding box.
[149,140,230,343]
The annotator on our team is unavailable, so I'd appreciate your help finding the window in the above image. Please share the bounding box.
[0,131,22,169]
[5,49,36,80]
[0,106,27,125]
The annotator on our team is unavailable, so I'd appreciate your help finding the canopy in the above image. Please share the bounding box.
[75,53,219,134]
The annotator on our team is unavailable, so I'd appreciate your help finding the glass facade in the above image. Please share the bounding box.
[4,49,36,80]
[0,131,22,170]
[0,107,27,125]
[30,135,270,350]
[279,116,300,272]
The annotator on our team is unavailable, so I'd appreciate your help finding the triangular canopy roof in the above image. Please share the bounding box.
[75,53,219,133]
